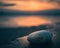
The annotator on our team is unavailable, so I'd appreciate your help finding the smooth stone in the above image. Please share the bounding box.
[27,30,53,44]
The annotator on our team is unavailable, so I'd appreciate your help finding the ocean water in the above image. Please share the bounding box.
[0,15,60,48]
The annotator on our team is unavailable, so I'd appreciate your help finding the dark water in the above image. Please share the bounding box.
[0,15,60,48]
[0,10,60,48]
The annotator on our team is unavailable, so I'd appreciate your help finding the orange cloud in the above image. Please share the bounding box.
[3,0,60,11]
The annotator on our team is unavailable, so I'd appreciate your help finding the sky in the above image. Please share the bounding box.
[0,0,60,27]
[1,0,60,11]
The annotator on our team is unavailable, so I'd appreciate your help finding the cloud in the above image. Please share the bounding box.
[2,0,60,11]
[0,8,60,16]
[48,0,60,6]
[0,2,16,6]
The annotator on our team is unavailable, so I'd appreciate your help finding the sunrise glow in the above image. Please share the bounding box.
[1,0,60,27]
[3,0,59,11]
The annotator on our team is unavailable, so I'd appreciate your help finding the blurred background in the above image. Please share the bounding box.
[0,0,60,48]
